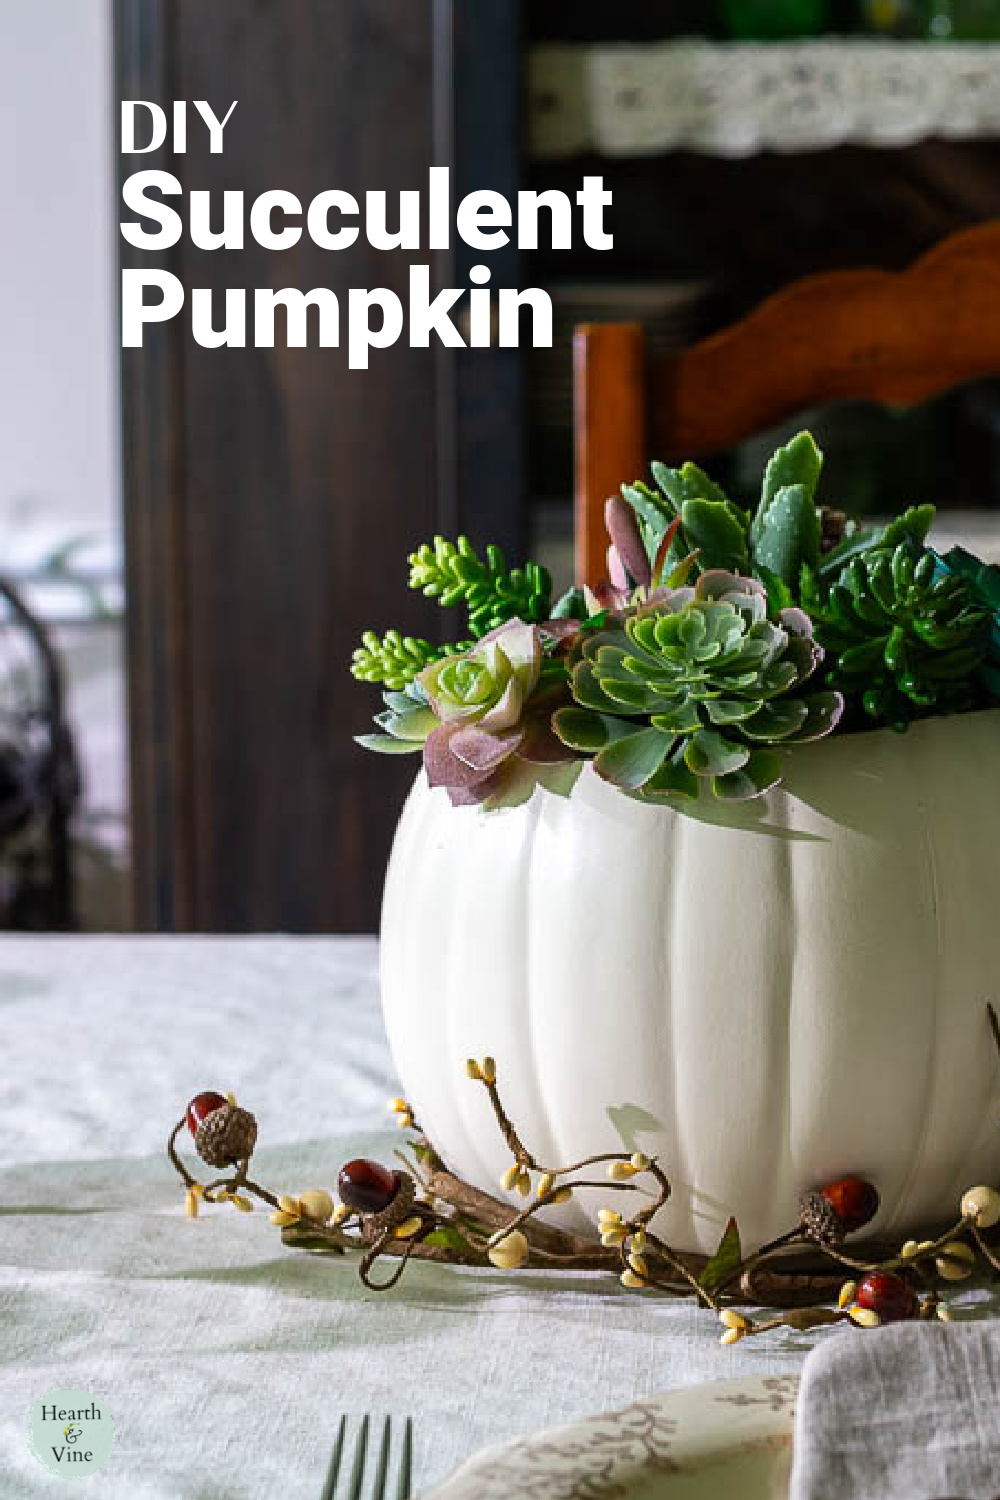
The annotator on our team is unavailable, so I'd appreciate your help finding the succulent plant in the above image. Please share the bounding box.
[804,542,989,728]
[408,536,552,639]
[553,570,843,801]
[352,435,1000,816]
[418,620,578,808]
[617,430,828,598]
[933,546,1000,702]
[355,677,440,756]
[357,619,579,808]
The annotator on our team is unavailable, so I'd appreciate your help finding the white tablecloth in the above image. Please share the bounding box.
[2,936,826,1497]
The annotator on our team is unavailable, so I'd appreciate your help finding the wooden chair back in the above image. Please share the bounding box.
[573,220,1000,586]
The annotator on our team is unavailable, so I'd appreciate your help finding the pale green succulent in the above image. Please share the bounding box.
[357,620,577,808]
[553,570,843,801]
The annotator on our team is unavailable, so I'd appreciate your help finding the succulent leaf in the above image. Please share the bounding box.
[753,430,823,549]
[753,482,821,587]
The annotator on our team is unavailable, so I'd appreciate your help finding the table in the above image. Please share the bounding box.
[2,936,826,1497]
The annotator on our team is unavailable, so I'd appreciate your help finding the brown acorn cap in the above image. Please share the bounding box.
[797,1189,845,1246]
[194,1103,258,1168]
[363,1172,416,1240]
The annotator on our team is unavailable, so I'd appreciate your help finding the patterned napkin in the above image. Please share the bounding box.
[790,1323,1000,1500]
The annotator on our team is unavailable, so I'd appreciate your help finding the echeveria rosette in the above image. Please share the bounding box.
[805,542,990,730]
[552,570,843,802]
[415,620,579,809]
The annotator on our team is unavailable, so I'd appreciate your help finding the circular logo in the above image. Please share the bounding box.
[28,1388,114,1477]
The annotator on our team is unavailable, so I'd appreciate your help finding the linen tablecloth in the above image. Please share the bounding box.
[0,937,882,1495]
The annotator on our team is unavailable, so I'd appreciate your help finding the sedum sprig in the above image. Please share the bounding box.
[351,630,467,691]
[408,536,552,638]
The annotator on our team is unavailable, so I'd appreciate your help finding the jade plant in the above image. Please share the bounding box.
[351,431,1000,810]
[803,542,989,729]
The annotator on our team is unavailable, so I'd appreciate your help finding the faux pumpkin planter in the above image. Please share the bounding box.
[381,707,1000,1255]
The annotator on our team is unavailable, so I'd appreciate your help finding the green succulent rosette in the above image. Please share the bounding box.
[552,570,843,802]
[805,542,990,729]
[356,619,579,809]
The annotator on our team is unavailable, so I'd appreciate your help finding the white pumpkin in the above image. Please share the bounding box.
[380,708,1000,1254]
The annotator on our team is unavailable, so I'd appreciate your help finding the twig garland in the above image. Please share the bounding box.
[167,1005,1000,1345]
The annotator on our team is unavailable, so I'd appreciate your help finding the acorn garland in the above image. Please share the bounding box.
[167,1011,1000,1342]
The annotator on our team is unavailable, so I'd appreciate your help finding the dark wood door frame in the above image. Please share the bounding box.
[116,0,524,931]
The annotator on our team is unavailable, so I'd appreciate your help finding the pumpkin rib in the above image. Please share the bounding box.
[949,720,1000,1195]
[882,800,943,1235]
[774,778,799,1247]
[520,788,566,1211]
[659,799,679,1243]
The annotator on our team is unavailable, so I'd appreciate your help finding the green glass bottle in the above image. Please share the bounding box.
[718,0,831,38]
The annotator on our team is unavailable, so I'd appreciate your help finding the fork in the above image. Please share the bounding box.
[320,1415,413,1500]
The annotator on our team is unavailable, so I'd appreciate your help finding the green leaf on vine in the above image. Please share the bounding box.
[424,1223,476,1256]
[699,1216,741,1293]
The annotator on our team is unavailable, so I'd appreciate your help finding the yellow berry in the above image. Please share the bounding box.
[298,1190,334,1223]
[961,1185,1000,1229]
[488,1230,529,1270]
[608,1161,638,1181]
[936,1242,976,1282]
[393,1216,423,1240]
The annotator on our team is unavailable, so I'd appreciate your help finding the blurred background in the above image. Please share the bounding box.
[4,0,1000,933]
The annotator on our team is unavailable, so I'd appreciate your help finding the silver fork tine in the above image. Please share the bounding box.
[319,1415,347,1500]
[395,1418,413,1500]
[346,1415,370,1500]
[371,1416,392,1500]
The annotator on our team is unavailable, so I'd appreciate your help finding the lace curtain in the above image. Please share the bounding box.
[528,41,1000,158]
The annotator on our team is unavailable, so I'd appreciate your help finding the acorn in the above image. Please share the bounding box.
[821,1176,880,1234]
[797,1190,845,1246]
[186,1091,257,1168]
[338,1158,402,1216]
[855,1271,918,1324]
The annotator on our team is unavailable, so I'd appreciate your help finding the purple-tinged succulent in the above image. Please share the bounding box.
[419,620,578,809]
